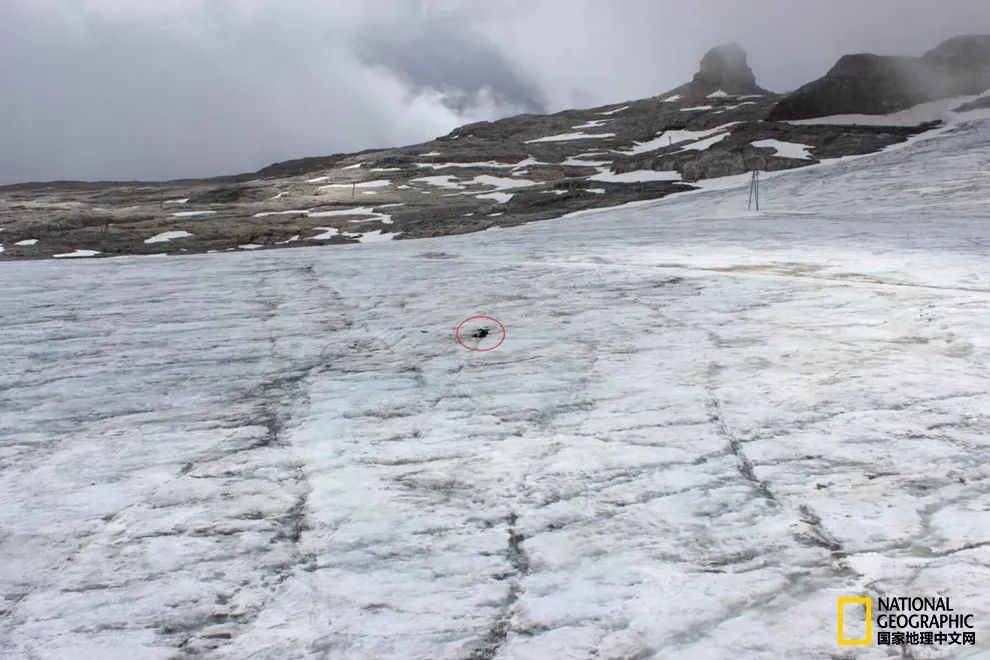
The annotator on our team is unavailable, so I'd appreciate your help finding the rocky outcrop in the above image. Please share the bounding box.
[769,35,990,121]
[694,43,769,95]
[665,43,771,98]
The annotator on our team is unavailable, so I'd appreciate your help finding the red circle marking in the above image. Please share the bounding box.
[455,315,506,352]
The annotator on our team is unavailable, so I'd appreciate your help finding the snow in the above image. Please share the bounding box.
[588,169,682,183]
[471,175,536,191]
[526,132,616,143]
[2,118,990,659]
[679,105,715,112]
[410,175,464,190]
[163,198,189,205]
[682,133,730,151]
[355,230,394,243]
[252,210,309,217]
[596,105,629,116]
[788,95,987,127]
[660,94,682,102]
[412,175,535,193]
[306,207,394,224]
[308,227,340,240]
[720,101,757,110]
[144,231,193,244]
[271,192,288,200]
[562,156,611,166]
[171,211,215,217]
[419,151,442,157]
[752,139,814,159]
[305,176,329,183]
[51,249,100,258]
[585,188,606,194]
[415,158,543,170]
[571,119,611,129]
[14,239,38,246]
[341,162,364,169]
[476,192,514,204]
[618,124,737,155]
[237,244,263,250]
[322,180,391,189]
[707,89,730,98]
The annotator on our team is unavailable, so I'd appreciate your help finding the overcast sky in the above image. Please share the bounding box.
[2,0,987,184]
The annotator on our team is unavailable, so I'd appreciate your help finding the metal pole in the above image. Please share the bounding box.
[755,170,760,211]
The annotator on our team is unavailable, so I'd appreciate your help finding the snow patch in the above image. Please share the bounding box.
[252,210,309,218]
[476,192,514,204]
[308,227,340,240]
[307,207,393,224]
[144,231,193,244]
[171,211,215,217]
[321,180,391,189]
[620,124,735,155]
[589,169,682,183]
[572,119,611,130]
[526,132,616,143]
[53,249,100,258]
[14,239,39,246]
[596,105,629,116]
[752,139,814,159]
[788,96,979,127]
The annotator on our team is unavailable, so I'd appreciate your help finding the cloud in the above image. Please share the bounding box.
[1,0,987,183]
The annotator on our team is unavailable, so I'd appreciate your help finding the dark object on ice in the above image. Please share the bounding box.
[472,327,491,339]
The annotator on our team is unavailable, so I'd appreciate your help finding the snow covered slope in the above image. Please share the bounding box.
[1,117,989,659]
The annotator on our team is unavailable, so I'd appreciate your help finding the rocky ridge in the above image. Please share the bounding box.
[0,36,987,259]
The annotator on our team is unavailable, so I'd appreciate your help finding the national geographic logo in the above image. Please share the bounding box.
[837,595,978,648]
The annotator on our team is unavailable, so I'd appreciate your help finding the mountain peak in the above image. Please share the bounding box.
[691,43,769,95]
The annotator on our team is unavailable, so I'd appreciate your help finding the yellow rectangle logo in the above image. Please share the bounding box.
[837,596,872,646]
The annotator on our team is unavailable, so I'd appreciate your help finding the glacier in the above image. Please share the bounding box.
[1,117,989,659]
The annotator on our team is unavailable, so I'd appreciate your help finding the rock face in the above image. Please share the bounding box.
[769,35,990,120]
[693,43,769,95]
[665,43,771,98]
